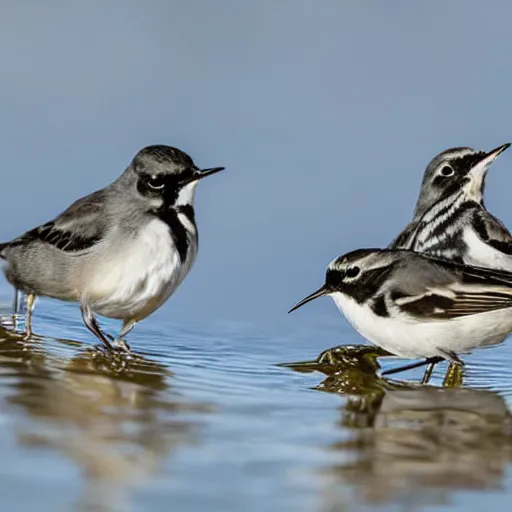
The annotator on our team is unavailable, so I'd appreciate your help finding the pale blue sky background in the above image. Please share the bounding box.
[1,1,512,324]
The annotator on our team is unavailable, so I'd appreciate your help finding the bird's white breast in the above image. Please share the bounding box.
[331,292,512,359]
[462,227,512,271]
[84,217,196,320]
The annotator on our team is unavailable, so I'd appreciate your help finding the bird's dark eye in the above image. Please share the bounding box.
[440,165,454,177]
[147,175,165,189]
[345,266,360,278]
[179,168,195,182]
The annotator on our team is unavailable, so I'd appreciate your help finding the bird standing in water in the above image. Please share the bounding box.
[0,145,224,351]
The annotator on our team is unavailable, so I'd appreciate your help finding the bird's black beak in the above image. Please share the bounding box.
[288,285,328,314]
[478,143,511,168]
[468,143,510,178]
[485,143,511,161]
[195,167,225,181]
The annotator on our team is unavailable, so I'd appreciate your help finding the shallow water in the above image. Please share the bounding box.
[1,297,512,512]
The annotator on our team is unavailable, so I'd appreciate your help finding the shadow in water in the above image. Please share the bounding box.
[283,346,512,509]
[0,325,212,512]
[282,342,465,387]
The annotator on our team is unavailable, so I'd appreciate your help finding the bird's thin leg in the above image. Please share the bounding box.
[118,320,136,338]
[382,356,444,377]
[12,288,23,316]
[23,293,36,339]
[421,361,437,385]
[11,288,23,330]
[80,303,115,351]
[113,319,136,352]
[442,362,464,388]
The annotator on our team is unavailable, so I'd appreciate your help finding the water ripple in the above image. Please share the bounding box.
[2,300,512,511]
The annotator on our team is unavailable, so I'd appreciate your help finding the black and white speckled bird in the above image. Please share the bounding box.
[391,143,512,269]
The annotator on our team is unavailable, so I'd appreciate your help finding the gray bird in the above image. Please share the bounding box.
[0,145,224,351]
[289,248,512,382]
[391,143,512,269]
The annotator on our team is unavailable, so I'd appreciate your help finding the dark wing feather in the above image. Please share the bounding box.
[7,190,107,253]
[472,210,512,255]
[389,221,421,249]
[395,289,512,320]
[386,248,512,319]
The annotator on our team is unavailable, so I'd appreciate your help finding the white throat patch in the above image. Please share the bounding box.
[176,181,197,206]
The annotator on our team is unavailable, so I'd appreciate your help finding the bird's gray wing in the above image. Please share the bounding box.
[473,210,512,255]
[7,189,108,253]
[389,253,512,319]
[386,251,512,319]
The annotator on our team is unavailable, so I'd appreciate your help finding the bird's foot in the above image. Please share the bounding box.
[112,336,131,353]
[105,333,132,354]
[22,323,33,341]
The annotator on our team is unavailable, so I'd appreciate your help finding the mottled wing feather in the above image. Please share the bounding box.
[387,250,512,319]
[8,190,107,253]
[393,288,512,320]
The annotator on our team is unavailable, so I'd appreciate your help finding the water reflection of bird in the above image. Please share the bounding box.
[0,327,212,512]
[327,385,512,509]
[282,345,464,387]
[283,349,512,510]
